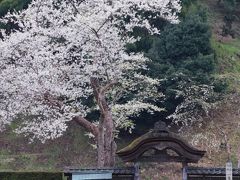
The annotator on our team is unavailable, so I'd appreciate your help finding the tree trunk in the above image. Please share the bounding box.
[44,78,117,167]
[74,109,116,168]
[90,77,117,168]
[97,117,105,167]
[97,113,116,167]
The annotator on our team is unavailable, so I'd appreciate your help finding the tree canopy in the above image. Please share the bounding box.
[0,0,181,167]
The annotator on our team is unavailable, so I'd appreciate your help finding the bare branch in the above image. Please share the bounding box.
[96,15,112,34]
[68,0,86,14]
[68,0,100,38]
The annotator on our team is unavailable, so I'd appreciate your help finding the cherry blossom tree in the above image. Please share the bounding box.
[0,0,181,167]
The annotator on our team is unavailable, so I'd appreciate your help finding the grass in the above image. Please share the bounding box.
[0,121,96,172]
[211,38,240,92]
[0,153,56,171]
[203,37,240,167]
[218,43,240,56]
[0,172,64,180]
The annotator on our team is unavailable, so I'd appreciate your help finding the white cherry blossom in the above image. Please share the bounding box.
[0,0,181,166]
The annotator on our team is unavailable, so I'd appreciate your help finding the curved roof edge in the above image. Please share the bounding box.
[117,121,206,163]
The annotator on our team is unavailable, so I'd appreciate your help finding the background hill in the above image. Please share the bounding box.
[0,0,240,179]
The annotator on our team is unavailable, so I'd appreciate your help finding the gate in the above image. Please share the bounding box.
[187,167,240,180]
[64,167,136,180]
[117,121,206,180]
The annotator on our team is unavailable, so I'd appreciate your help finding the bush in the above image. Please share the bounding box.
[0,172,63,180]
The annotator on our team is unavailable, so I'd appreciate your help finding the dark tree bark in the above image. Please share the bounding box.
[73,116,99,137]
[90,77,116,167]
[43,75,117,167]
[72,77,117,167]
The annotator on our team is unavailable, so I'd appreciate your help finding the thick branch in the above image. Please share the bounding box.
[90,77,101,100]
[73,116,99,137]
[90,77,109,113]
[100,80,118,94]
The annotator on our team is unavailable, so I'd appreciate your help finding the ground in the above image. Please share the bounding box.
[0,121,96,171]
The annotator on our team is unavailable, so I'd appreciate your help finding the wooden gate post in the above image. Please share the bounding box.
[134,162,140,180]
[182,162,188,180]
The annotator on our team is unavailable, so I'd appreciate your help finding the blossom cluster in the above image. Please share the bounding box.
[0,0,181,142]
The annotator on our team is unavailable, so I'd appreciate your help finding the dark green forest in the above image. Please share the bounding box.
[0,0,30,16]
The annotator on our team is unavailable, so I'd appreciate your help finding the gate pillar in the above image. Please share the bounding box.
[182,162,188,180]
[134,162,140,180]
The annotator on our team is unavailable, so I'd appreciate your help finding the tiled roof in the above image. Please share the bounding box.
[117,122,205,163]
